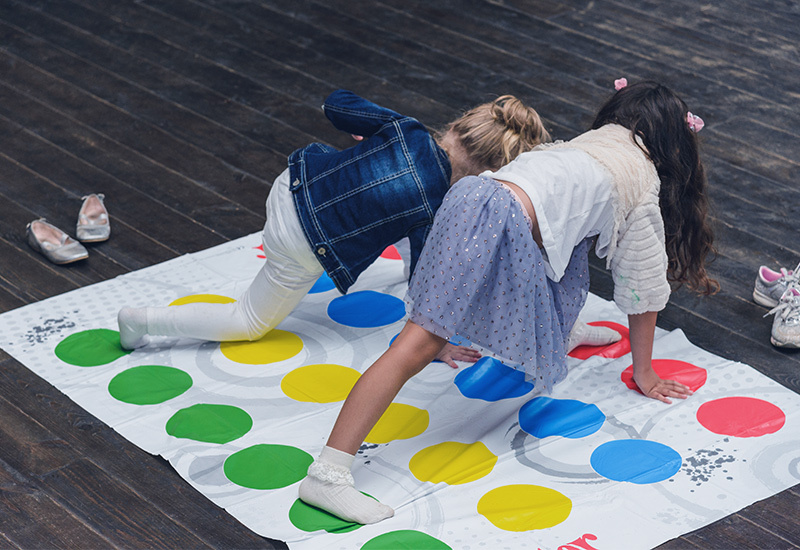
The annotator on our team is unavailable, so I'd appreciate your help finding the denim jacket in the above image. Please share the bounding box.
[289,90,451,294]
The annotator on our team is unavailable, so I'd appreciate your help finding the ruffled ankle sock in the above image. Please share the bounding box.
[567,319,621,352]
[298,446,394,524]
[118,307,150,350]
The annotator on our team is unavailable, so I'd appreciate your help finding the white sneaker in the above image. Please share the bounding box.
[766,288,800,348]
[753,262,800,307]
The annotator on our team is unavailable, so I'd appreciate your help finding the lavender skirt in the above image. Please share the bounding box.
[406,176,591,393]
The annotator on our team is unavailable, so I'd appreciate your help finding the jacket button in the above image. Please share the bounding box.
[292,179,301,188]
[317,246,326,256]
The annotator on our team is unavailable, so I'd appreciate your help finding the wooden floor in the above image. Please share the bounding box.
[0,0,798,547]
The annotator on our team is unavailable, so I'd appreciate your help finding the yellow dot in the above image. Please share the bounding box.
[220,330,303,365]
[409,441,497,485]
[169,294,236,306]
[366,403,428,444]
[478,485,571,531]
[281,364,360,403]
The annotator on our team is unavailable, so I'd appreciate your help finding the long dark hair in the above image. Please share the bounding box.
[592,81,718,295]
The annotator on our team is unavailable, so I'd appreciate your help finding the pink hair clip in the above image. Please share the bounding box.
[687,112,704,133]
[614,78,628,91]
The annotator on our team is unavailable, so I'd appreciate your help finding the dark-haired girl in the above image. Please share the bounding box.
[298,80,717,524]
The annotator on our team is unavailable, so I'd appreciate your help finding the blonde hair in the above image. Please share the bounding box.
[446,95,550,171]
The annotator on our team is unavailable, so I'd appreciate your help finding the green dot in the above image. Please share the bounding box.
[224,444,312,490]
[361,530,452,549]
[288,498,362,533]
[54,329,130,366]
[166,404,252,444]
[108,365,193,405]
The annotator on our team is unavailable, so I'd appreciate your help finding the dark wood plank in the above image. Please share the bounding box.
[0,281,26,313]
[0,2,288,179]
[0,458,111,550]
[42,459,213,549]
[28,0,354,151]
[738,488,800,547]
[0,229,82,303]
[0,22,274,206]
[681,512,796,550]
[105,0,462,128]
[0,78,266,243]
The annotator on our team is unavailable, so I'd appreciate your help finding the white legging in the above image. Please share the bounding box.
[144,169,325,342]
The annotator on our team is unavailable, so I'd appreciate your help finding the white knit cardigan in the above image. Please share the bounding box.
[550,124,671,314]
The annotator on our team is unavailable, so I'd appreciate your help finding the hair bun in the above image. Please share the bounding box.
[492,95,544,139]
[447,94,550,171]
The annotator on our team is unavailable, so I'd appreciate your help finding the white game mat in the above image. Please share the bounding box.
[1,233,798,550]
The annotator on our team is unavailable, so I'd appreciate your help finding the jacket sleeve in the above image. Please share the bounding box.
[406,224,432,281]
[609,201,672,315]
[321,90,404,138]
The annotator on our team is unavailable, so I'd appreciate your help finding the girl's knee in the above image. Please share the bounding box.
[245,326,272,341]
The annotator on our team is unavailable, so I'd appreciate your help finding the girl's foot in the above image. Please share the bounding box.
[567,319,621,352]
[118,307,149,349]
[298,446,394,524]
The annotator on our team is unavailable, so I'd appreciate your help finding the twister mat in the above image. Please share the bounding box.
[1,232,798,550]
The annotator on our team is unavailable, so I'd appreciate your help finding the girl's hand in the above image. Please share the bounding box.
[435,343,481,369]
[633,369,692,404]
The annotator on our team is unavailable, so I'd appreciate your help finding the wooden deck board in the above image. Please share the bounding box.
[0,0,797,547]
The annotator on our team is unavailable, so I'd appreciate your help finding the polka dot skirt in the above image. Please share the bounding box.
[406,176,591,393]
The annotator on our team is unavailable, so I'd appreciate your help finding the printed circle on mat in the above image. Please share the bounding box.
[220,329,303,364]
[224,444,312,490]
[455,357,534,401]
[166,404,252,444]
[309,273,336,294]
[288,498,367,534]
[362,530,451,549]
[621,359,707,394]
[366,403,429,444]
[281,364,360,403]
[108,365,192,405]
[169,294,235,306]
[54,329,130,366]
[327,291,405,328]
[519,397,605,439]
[409,441,497,485]
[591,440,682,484]
[697,397,785,437]
[380,245,402,260]
[568,321,630,359]
[478,485,571,531]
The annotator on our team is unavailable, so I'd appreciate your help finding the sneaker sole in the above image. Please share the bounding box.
[753,289,779,308]
[770,336,800,348]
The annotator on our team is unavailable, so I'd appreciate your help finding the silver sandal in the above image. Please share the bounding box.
[76,193,111,242]
[27,218,89,264]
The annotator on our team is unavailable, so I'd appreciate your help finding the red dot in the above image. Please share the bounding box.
[253,244,266,259]
[697,397,785,437]
[568,321,630,359]
[621,359,707,394]
[380,245,401,260]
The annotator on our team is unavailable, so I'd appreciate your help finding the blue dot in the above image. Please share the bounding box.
[309,273,336,294]
[454,357,534,401]
[519,397,605,439]
[591,440,682,484]
[327,291,405,328]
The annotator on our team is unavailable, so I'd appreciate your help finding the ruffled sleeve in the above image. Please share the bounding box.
[609,197,671,314]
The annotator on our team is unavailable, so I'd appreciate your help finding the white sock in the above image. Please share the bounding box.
[298,446,394,524]
[118,307,150,350]
[567,319,621,352]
